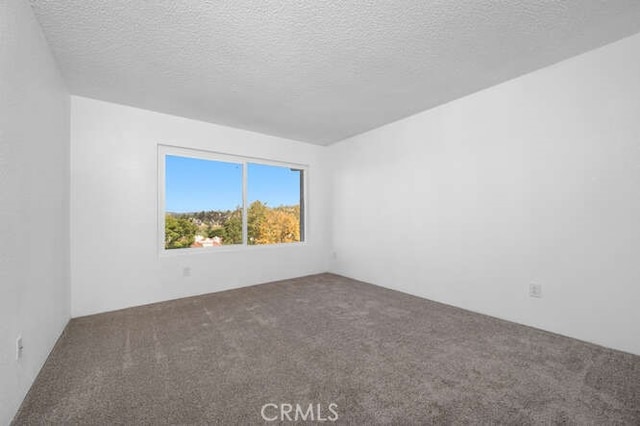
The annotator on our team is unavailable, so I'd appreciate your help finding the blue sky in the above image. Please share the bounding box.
[165,155,301,212]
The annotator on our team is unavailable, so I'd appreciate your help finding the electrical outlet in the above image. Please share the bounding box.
[16,336,23,360]
[183,267,191,277]
[331,251,337,260]
[529,283,542,298]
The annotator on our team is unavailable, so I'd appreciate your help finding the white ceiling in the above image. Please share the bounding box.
[30,1,640,145]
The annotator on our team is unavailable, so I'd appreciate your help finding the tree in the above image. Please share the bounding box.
[206,226,225,239]
[165,214,198,249]
[222,208,243,244]
[255,209,300,244]
[247,200,269,244]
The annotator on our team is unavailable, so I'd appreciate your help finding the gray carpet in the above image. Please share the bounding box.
[13,273,640,424]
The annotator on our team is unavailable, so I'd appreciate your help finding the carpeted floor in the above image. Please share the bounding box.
[13,273,640,424]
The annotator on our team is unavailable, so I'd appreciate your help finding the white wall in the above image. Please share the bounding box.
[0,0,70,422]
[329,32,640,355]
[71,96,331,317]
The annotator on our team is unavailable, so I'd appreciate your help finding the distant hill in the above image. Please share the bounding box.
[166,210,235,227]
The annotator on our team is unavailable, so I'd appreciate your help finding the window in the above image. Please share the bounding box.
[159,146,306,252]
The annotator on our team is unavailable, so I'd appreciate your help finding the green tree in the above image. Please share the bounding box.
[165,214,198,249]
[222,208,243,244]
[247,200,269,244]
[206,226,225,239]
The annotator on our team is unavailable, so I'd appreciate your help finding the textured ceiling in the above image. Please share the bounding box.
[30,1,640,145]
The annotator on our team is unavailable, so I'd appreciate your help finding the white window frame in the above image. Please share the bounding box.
[158,144,308,256]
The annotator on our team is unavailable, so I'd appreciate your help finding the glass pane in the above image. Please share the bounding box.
[165,155,243,249]
[247,163,303,245]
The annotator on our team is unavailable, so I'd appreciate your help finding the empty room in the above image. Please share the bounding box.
[2,0,640,424]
